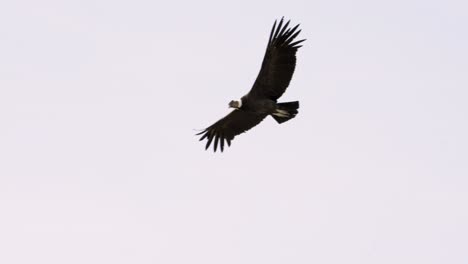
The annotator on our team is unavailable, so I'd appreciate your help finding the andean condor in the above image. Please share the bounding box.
[197,18,305,152]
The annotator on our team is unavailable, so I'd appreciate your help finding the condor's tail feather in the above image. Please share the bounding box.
[271,101,299,124]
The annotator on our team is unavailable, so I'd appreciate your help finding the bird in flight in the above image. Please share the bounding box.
[197,17,305,152]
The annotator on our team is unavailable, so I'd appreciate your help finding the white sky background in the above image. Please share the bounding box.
[1,0,467,263]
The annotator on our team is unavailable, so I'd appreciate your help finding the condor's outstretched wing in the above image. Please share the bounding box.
[249,18,305,101]
[197,110,267,152]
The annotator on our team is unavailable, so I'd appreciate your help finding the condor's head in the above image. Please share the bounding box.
[228,100,242,109]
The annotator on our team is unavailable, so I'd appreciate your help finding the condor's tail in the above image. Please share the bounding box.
[271,101,299,124]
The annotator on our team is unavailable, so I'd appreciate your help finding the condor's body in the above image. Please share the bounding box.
[197,18,305,152]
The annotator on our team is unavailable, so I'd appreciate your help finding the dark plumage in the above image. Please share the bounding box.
[197,17,305,152]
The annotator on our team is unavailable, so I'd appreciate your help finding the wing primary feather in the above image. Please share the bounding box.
[213,136,219,152]
[220,135,225,152]
[205,131,215,150]
[290,39,306,48]
[289,24,300,34]
[283,24,300,42]
[283,26,296,38]
[284,30,302,45]
[272,18,284,43]
[282,28,291,39]
[198,131,208,141]
[268,20,277,44]
[277,20,291,40]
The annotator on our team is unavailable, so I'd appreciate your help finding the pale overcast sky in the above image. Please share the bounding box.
[1,0,467,263]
